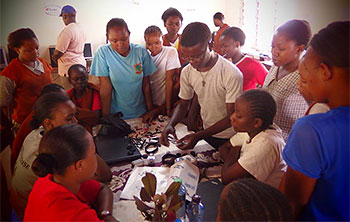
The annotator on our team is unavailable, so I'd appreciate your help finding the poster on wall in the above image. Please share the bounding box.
[44,5,61,16]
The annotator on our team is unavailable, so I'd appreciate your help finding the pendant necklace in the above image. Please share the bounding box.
[200,71,210,87]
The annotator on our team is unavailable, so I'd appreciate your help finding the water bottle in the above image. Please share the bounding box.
[186,195,205,222]
[174,178,187,221]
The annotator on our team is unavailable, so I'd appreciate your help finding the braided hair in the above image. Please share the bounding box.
[144,25,162,39]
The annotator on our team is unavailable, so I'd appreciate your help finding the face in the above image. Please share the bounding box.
[230,97,258,133]
[164,16,182,36]
[69,67,88,91]
[81,133,98,180]
[48,101,77,129]
[15,38,39,63]
[145,33,163,56]
[214,18,220,27]
[62,14,69,25]
[271,32,301,67]
[297,72,313,102]
[180,42,209,69]
[219,35,238,59]
[107,26,130,56]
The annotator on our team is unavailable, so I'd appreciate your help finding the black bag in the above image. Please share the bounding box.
[98,112,133,137]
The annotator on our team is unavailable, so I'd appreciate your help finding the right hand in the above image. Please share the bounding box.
[160,124,177,147]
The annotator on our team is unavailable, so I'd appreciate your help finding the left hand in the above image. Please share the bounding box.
[176,133,200,150]
[142,110,156,124]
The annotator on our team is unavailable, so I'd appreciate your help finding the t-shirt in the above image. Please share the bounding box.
[67,83,102,111]
[149,46,181,106]
[24,175,102,221]
[305,102,330,115]
[230,124,286,188]
[179,55,243,138]
[235,56,268,91]
[283,106,350,221]
[56,23,87,76]
[90,43,157,119]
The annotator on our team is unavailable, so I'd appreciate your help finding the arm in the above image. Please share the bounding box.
[279,167,317,219]
[52,49,64,62]
[95,183,117,222]
[99,77,113,117]
[142,76,153,111]
[0,75,15,108]
[165,69,175,116]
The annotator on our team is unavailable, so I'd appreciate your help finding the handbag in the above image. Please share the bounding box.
[98,112,133,137]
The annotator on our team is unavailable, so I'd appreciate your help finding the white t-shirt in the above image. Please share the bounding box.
[230,124,287,188]
[309,103,330,115]
[56,23,87,76]
[179,55,243,138]
[150,46,181,106]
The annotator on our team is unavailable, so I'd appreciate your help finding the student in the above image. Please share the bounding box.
[219,89,286,188]
[160,22,243,150]
[143,25,181,119]
[90,18,156,120]
[220,27,268,91]
[10,93,112,219]
[280,21,349,221]
[24,124,117,221]
[0,28,52,131]
[213,12,229,55]
[217,178,292,221]
[263,19,311,140]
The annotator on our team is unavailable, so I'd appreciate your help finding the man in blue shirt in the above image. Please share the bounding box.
[279,21,349,221]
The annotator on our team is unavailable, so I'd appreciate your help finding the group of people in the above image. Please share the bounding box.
[0,4,348,221]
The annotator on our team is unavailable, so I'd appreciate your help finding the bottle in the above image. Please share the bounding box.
[174,178,187,221]
[186,195,205,222]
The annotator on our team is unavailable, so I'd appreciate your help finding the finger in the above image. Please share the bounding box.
[171,131,178,140]
[160,133,169,147]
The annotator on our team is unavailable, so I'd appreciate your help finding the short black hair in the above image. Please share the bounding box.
[144,25,162,39]
[213,12,224,20]
[32,124,90,177]
[106,18,130,35]
[240,89,276,130]
[8,28,37,49]
[161,7,183,23]
[277,19,311,46]
[310,21,349,68]
[180,22,211,47]
[221,27,246,46]
[67,64,87,77]
[40,83,65,96]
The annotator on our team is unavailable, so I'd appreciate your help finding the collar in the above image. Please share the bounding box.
[23,59,45,75]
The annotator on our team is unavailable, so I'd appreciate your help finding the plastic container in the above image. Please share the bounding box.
[174,178,187,221]
[186,195,204,222]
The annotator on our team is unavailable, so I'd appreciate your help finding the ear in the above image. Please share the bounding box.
[234,41,240,48]
[43,118,54,131]
[319,63,333,81]
[74,159,84,171]
[14,47,20,55]
[253,118,263,129]
[296,44,305,54]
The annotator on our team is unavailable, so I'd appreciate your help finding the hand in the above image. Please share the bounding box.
[160,124,177,147]
[176,133,200,150]
[142,110,156,124]
[218,141,232,162]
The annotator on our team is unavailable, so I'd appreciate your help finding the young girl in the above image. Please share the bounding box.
[219,89,286,188]
[0,28,52,131]
[263,19,311,140]
[24,124,117,221]
[219,27,268,91]
[143,25,181,120]
[10,93,111,218]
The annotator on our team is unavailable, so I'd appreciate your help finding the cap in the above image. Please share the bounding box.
[59,5,76,16]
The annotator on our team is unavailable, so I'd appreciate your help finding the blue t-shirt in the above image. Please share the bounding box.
[90,43,156,119]
[283,106,350,221]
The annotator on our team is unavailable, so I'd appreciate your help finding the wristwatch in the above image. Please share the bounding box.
[100,210,111,219]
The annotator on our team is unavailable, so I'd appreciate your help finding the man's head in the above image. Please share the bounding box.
[213,12,224,27]
[59,5,76,25]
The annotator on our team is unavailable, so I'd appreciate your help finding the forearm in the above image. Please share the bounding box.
[52,49,63,61]
[195,116,231,140]
[142,77,153,111]
[96,184,114,218]
[165,71,174,112]
[168,100,190,127]
[99,77,112,117]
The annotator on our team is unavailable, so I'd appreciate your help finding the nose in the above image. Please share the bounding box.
[229,113,236,124]
[272,48,279,57]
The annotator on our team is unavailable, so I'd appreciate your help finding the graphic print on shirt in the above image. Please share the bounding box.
[134,63,143,74]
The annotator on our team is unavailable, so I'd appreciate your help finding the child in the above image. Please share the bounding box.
[143,25,181,120]
[219,27,268,91]
[24,124,116,221]
[219,89,286,188]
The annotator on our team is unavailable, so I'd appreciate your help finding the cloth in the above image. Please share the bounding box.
[179,55,243,138]
[214,24,229,55]
[90,43,157,119]
[235,56,268,91]
[162,34,185,66]
[149,46,181,106]
[0,58,53,124]
[24,174,102,221]
[282,106,349,221]
[67,83,101,111]
[11,127,43,216]
[263,66,308,140]
[56,22,87,76]
[230,124,286,188]
[305,102,330,115]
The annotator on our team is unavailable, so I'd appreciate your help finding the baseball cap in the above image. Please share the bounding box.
[59,5,76,16]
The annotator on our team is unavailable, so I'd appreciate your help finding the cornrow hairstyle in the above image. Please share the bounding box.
[240,89,276,130]
[180,22,211,47]
[40,83,65,96]
[161,7,183,23]
[221,27,246,46]
[310,21,349,68]
[144,25,163,39]
[30,93,71,130]
[106,18,130,35]
[277,19,311,46]
[67,64,87,77]
[8,28,37,50]
[213,12,224,20]
[32,124,90,177]
[218,178,293,221]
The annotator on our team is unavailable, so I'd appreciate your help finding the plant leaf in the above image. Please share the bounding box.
[167,201,183,213]
[153,207,162,222]
[140,187,152,202]
[165,181,180,197]
[142,172,157,197]
[134,196,153,213]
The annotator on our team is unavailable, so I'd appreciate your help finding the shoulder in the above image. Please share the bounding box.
[216,56,243,79]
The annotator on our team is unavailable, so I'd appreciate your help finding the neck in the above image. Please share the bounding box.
[232,51,244,64]
[219,23,225,28]
[197,52,218,72]
[247,128,263,140]
[281,57,300,73]
[327,81,350,109]
[20,59,35,68]
[74,88,85,99]
[166,33,178,43]
[53,174,80,195]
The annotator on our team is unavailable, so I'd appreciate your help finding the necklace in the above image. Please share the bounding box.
[200,71,210,87]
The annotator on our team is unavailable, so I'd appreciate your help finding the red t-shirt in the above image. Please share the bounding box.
[236,56,268,91]
[24,175,102,221]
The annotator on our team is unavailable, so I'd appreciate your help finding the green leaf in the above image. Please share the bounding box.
[134,196,153,213]
[140,187,152,202]
[142,172,157,197]
[164,181,180,197]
